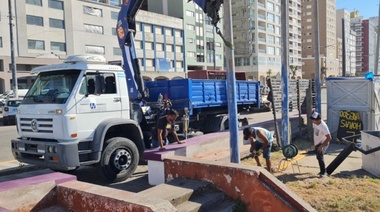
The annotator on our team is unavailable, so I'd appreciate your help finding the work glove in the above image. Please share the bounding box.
[252,149,263,157]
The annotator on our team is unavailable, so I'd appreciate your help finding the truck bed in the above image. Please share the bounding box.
[145,79,260,115]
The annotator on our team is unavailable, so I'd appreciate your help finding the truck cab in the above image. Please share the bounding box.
[11,55,145,182]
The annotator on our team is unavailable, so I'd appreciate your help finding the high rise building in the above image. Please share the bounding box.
[0,0,186,93]
[351,16,376,73]
[146,0,224,71]
[231,0,302,82]
[301,0,338,79]
[336,9,356,76]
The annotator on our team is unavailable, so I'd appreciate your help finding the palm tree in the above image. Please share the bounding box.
[289,65,298,79]
[266,69,272,77]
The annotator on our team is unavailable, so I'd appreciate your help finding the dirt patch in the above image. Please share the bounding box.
[242,138,380,212]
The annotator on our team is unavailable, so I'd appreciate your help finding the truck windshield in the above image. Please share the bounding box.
[23,70,80,104]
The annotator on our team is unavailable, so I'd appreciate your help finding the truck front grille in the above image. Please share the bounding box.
[20,118,54,133]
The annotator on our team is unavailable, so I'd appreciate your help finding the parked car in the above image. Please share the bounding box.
[3,98,22,125]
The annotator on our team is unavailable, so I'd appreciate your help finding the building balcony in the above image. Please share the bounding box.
[258,49,266,54]
[258,14,266,20]
[258,25,266,31]
[258,2,265,8]
[258,37,266,42]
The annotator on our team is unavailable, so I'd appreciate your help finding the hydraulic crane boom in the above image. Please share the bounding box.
[116,0,223,101]
[116,0,146,101]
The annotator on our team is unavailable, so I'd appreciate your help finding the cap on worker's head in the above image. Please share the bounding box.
[309,111,321,120]
[243,127,253,140]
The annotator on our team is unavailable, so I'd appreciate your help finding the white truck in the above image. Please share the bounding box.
[11,0,224,182]
[11,55,145,182]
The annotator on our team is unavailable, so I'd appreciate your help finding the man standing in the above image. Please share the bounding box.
[243,127,273,172]
[310,111,331,177]
[152,109,185,150]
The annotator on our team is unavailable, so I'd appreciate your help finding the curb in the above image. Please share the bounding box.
[0,161,43,177]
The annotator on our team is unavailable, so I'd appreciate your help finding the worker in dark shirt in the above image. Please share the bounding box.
[152,109,185,150]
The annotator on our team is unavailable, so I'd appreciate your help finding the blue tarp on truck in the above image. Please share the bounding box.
[145,79,260,115]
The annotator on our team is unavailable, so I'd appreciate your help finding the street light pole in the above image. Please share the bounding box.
[8,0,18,98]
[223,0,240,163]
[314,0,322,114]
[375,0,380,75]
[281,0,290,147]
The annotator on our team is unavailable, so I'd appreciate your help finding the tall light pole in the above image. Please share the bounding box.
[281,0,290,147]
[223,0,240,163]
[375,0,380,75]
[8,0,18,98]
[314,0,321,114]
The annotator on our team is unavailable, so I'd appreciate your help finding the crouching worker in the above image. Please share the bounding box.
[243,127,274,172]
[152,109,185,150]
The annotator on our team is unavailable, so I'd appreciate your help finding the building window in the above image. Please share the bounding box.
[48,0,63,10]
[85,45,105,54]
[84,24,104,34]
[215,42,221,47]
[112,27,117,36]
[187,24,195,30]
[186,10,194,17]
[109,0,120,6]
[187,52,195,57]
[26,15,43,26]
[83,6,102,17]
[51,42,66,51]
[188,38,194,43]
[49,18,65,29]
[0,37,2,48]
[113,47,122,55]
[0,60,3,71]
[28,40,45,50]
[111,11,118,20]
[26,0,42,6]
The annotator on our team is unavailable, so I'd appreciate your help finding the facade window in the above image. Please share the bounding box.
[83,6,102,17]
[26,0,42,6]
[187,52,195,57]
[0,60,3,71]
[113,47,122,55]
[111,11,118,20]
[109,0,120,6]
[28,40,45,50]
[112,27,117,36]
[48,0,63,10]
[51,42,66,51]
[266,2,274,11]
[267,13,274,23]
[174,30,182,37]
[49,18,65,29]
[215,42,221,47]
[0,37,2,48]
[85,45,105,54]
[175,46,181,53]
[84,24,104,34]
[187,24,195,30]
[188,38,194,43]
[26,15,43,26]
[186,10,194,17]
[216,54,222,60]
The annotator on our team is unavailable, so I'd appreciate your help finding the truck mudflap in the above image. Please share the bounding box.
[11,138,80,170]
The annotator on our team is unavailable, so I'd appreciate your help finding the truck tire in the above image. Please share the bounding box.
[97,137,139,182]
[202,115,228,133]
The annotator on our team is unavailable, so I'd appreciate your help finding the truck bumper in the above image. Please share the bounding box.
[11,138,80,170]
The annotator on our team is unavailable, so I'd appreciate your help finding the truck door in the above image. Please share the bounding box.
[75,72,121,138]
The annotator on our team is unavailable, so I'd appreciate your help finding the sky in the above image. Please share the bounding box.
[336,0,379,18]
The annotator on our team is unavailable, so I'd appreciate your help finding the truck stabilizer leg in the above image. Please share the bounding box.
[326,143,356,175]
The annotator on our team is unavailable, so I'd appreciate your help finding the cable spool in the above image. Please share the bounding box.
[282,144,299,159]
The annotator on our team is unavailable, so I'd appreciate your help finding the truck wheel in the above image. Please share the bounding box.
[97,137,139,182]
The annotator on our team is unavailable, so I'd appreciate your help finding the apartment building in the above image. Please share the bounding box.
[351,16,377,73]
[146,0,224,72]
[336,9,356,76]
[0,0,185,93]
[230,0,302,82]
[301,0,339,79]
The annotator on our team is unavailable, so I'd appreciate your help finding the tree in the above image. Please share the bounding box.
[289,65,299,79]
[266,69,272,77]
